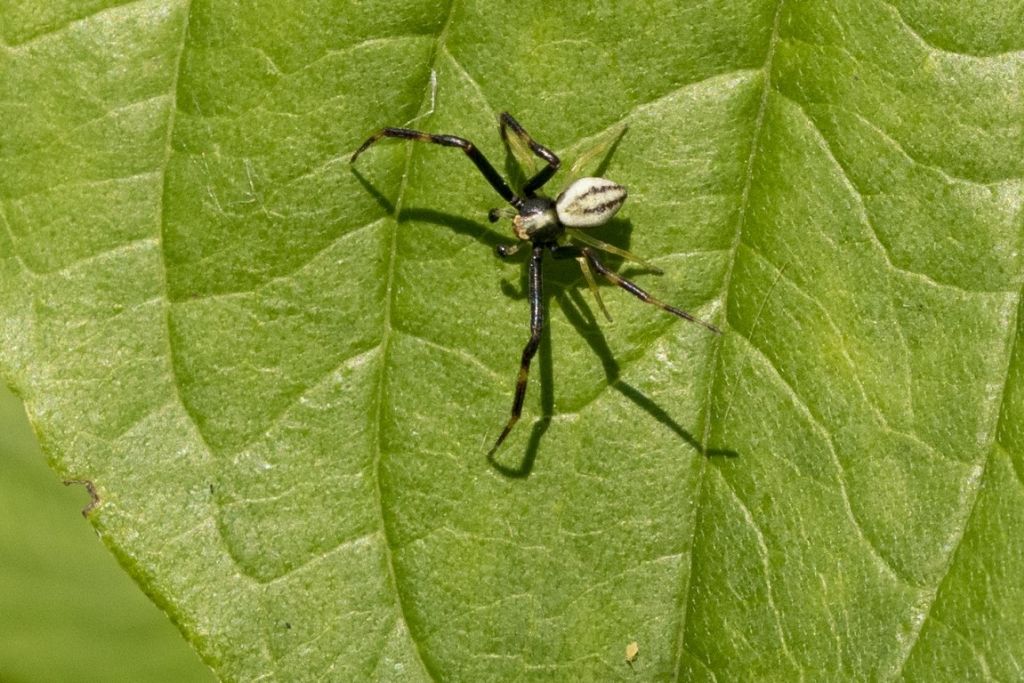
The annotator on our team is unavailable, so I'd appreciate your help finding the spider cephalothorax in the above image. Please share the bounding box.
[351,112,719,455]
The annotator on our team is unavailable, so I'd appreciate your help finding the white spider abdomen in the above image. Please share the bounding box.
[555,177,627,228]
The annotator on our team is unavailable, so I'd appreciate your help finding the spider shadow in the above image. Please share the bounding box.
[351,167,509,251]
[556,287,738,461]
[588,124,628,178]
[559,287,700,451]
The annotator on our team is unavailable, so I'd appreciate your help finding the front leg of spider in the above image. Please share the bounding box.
[350,126,522,210]
[350,112,719,458]
[499,112,560,196]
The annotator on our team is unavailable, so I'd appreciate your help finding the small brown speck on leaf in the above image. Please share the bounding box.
[63,479,100,517]
[625,641,639,666]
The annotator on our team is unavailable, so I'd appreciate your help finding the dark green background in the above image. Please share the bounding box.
[0,383,211,682]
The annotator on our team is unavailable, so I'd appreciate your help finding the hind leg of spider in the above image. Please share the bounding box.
[489,244,546,456]
[582,247,721,334]
[548,242,612,321]
[351,127,522,209]
[567,229,663,273]
[499,113,561,196]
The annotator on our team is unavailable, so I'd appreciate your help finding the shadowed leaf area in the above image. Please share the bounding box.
[1,0,1022,680]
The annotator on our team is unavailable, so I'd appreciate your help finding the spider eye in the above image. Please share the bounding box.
[555,177,627,228]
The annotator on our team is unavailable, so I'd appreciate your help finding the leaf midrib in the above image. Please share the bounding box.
[365,2,458,681]
[671,1,788,678]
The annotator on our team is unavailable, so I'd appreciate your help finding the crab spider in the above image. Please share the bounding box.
[351,112,720,457]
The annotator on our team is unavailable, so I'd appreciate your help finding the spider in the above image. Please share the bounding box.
[351,112,720,456]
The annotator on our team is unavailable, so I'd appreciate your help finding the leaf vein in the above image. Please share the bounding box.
[879,0,1024,60]
[738,242,894,431]
[892,285,1022,675]
[2,94,169,165]
[733,330,911,587]
[778,90,1010,296]
[367,3,462,680]
[2,0,147,48]
[714,466,802,676]
[673,4,788,681]
[396,328,503,381]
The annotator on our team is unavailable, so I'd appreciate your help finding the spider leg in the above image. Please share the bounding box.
[499,113,561,196]
[548,242,612,321]
[489,244,546,455]
[582,247,721,334]
[577,254,612,322]
[567,229,663,273]
[351,127,521,209]
[567,123,627,181]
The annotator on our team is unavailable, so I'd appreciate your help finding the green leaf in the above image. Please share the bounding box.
[2,1,1022,680]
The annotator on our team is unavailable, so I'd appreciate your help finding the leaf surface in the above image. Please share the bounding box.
[1,0,1022,680]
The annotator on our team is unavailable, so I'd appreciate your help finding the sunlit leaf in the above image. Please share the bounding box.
[1,1,1021,679]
